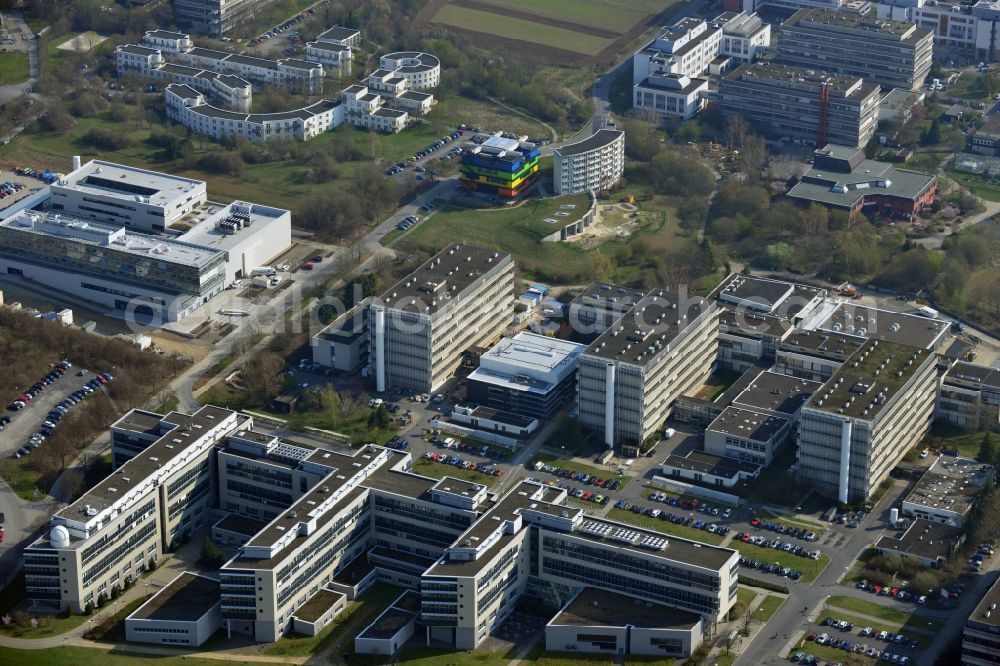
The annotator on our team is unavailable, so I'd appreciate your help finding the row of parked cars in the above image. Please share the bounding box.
[396,214,420,231]
[738,533,822,560]
[749,517,818,541]
[624,502,733,536]
[855,580,928,604]
[383,435,409,452]
[739,556,803,580]
[8,360,71,411]
[648,491,732,518]
[433,437,511,462]
[0,179,24,200]
[251,4,320,45]
[533,463,623,491]
[424,451,503,476]
[409,130,464,163]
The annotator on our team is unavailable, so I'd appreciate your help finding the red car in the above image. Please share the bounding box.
[302,262,315,270]
[750,518,762,527]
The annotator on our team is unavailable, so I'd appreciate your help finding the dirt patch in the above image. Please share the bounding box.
[147,331,213,363]
[56,32,108,52]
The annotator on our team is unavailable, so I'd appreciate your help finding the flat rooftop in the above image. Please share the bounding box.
[213,512,268,537]
[707,406,790,442]
[128,572,219,622]
[555,129,623,157]
[55,159,204,206]
[293,588,345,623]
[662,450,763,479]
[457,404,535,428]
[903,456,993,514]
[946,362,1000,390]
[804,339,931,419]
[357,606,416,640]
[111,409,165,437]
[969,577,1000,629]
[874,518,962,561]
[472,332,585,391]
[376,243,509,317]
[583,288,714,365]
[431,476,486,499]
[175,201,288,253]
[784,8,925,40]
[727,61,878,98]
[779,328,866,361]
[811,302,949,349]
[570,282,645,321]
[551,587,701,629]
[317,26,360,42]
[713,274,825,320]
[733,370,822,416]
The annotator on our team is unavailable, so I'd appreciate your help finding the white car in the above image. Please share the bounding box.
[919,448,929,458]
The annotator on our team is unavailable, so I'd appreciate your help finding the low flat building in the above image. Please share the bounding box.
[545,587,703,658]
[938,362,1000,433]
[466,332,586,419]
[661,450,763,487]
[964,576,1000,666]
[788,144,937,222]
[291,588,347,637]
[874,518,964,567]
[316,26,361,48]
[971,115,1000,156]
[450,403,539,438]
[704,406,792,466]
[901,456,994,527]
[355,590,419,655]
[125,571,221,646]
[553,129,625,195]
[720,62,881,149]
[310,298,372,373]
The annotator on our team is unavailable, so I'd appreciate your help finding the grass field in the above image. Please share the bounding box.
[756,595,785,622]
[948,169,1000,203]
[0,53,29,84]
[607,508,726,546]
[432,4,614,55]
[825,596,944,633]
[922,422,991,457]
[479,0,668,32]
[732,542,831,584]
[0,647,292,666]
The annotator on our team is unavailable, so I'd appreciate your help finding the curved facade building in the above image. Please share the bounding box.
[553,129,625,196]
[379,52,441,89]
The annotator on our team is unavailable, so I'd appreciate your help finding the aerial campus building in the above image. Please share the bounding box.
[576,288,720,451]
[719,62,881,149]
[24,405,739,659]
[0,159,291,323]
[937,362,1000,434]
[787,144,937,222]
[553,129,625,196]
[878,0,1000,62]
[368,243,517,393]
[460,132,541,199]
[777,9,934,92]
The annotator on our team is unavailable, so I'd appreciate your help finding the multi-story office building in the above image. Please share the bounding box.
[460,133,541,199]
[633,73,709,121]
[576,288,720,449]
[938,362,1000,433]
[719,62,881,148]
[24,406,244,612]
[778,9,933,91]
[796,339,938,503]
[173,0,274,36]
[738,0,872,16]
[963,576,1000,665]
[0,160,291,322]
[466,332,587,419]
[553,129,625,196]
[310,298,372,373]
[368,243,516,393]
[879,0,1000,62]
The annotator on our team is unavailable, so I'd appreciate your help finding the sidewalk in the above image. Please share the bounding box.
[704,590,789,664]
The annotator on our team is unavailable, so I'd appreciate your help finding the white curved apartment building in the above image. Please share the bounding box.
[553,129,625,196]
[379,52,440,89]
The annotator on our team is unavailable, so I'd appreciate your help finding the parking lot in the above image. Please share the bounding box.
[0,169,46,215]
[1,362,111,458]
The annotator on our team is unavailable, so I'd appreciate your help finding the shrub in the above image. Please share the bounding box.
[81,126,132,151]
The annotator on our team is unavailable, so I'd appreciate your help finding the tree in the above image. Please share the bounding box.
[367,405,390,429]
[724,115,750,149]
[921,119,942,146]
[200,536,224,567]
[979,433,997,466]
[321,384,341,427]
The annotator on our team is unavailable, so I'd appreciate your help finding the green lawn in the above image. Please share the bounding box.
[411,457,501,486]
[755,595,785,622]
[0,608,91,638]
[0,456,49,501]
[264,582,403,657]
[736,586,757,608]
[758,509,825,532]
[817,609,934,649]
[608,508,726,546]
[825,596,944,633]
[0,647,292,666]
[475,0,669,33]
[922,422,992,457]
[948,169,1000,203]
[533,453,632,489]
[83,594,151,642]
[0,53,29,84]
[432,4,614,55]
[732,542,830,584]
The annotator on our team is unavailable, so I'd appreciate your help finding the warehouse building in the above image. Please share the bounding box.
[778,10,933,91]
[368,243,516,393]
[576,287,720,449]
[553,129,625,196]
[719,62,881,148]
[796,339,938,503]
[460,132,541,199]
[466,332,587,419]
